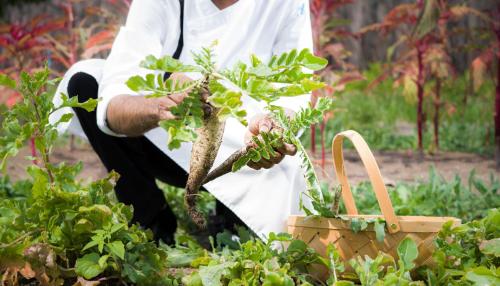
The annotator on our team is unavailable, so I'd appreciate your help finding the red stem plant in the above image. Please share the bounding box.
[47,0,130,75]
[0,13,64,162]
[309,0,361,167]
[470,4,500,166]
[361,0,476,154]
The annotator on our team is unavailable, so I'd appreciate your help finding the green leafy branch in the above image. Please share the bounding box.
[126,47,327,150]
[0,67,98,181]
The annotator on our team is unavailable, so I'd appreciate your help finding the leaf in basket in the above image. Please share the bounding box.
[397,237,418,271]
[299,193,314,216]
[350,218,368,233]
[373,219,386,242]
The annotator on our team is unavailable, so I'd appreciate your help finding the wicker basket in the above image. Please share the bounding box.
[288,130,460,276]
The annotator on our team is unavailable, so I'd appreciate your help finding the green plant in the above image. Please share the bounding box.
[178,232,324,286]
[338,168,499,222]
[127,46,331,226]
[0,67,179,285]
[426,208,500,285]
[160,182,216,234]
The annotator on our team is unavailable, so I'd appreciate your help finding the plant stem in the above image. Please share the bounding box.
[320,118,326,169]
[29,95,54,183]
[295,139,322,194]
[495,42,500,168]
[30,137,38,165]
[434,78,441,150]
[494,7,500,168]
[310,124,316,155]
[0,230,38,249]
[416,41,425,155]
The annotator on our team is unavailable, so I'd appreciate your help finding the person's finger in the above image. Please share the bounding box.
[257,158,274,169]
[157,97,177,109]
[169,92,187,104]
[269,151,284,164]
[276,142,297,156]
[159,110,175,121]
[258,117,274,134]
[247,161,261,170]
[248,114,269,135]
[244,130,256,145]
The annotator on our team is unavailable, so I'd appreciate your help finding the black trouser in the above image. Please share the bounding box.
[67,72,245,244]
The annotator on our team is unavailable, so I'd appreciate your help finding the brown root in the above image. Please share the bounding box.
[185,110,225,227]
[203,147,248,185]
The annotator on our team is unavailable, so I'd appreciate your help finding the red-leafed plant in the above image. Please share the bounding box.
[0,14,64,162]
[361,1,432,154]
[470,4,500,166]
[46,0,129,74]
[0,15,64,74]
[360,0,483,154]
[309,0,362,167]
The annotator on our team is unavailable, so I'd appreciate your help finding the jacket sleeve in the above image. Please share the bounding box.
[271,0,314,113]
[96,0,178,136]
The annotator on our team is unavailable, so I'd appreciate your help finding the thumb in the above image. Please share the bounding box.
[258,117,273,133]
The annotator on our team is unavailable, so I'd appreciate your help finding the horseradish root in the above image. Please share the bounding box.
[185,108,225,227]
[203,147,248,185]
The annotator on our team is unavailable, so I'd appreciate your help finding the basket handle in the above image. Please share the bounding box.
[331,130,401,233]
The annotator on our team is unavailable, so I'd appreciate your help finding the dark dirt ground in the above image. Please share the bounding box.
[6,139,500,186]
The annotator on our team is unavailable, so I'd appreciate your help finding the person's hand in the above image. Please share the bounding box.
[155,73,192,120]
[244,113,297,170]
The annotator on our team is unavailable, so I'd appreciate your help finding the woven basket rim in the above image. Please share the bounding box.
[288,215,461,232]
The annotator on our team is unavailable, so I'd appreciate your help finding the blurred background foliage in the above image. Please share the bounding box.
[0,0,499,161]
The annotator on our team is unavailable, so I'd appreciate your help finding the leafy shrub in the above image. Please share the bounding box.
[428,208,500,285]
[0,68,177,285]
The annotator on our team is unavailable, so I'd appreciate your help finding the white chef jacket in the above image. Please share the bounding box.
[50,0,313,239]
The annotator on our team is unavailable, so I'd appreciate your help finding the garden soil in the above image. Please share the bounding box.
[6,142,500,186]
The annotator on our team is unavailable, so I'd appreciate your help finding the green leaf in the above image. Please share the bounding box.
[0,74,16,89]
[82,239,99,252]
[140,55,201,73]
[300,49,328,71]
[350,218,368,233]
[374,219,386,242]
[412,0,440,39]
[75,253,106,279]
[107,241,125,260]
[397,237,418,271]
[57,93,98,112]
[465,266,500,286]
[126,75,150,92]
[160,120,199,150]
[199,262,234,286]
[301,78,326,92]
[479,238,500,257]
[267,232,292,243]
[98,255,109,268]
